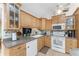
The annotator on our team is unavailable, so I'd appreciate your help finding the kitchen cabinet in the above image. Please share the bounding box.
[20,10,32,28]
[52,16,59,24]
[4,3,20,30]
[32,18,41,29]
[52,15,66,24]
[26,39,37,56]
[4,44,26,56]
[20,10,41,29]
[41,18,46,30]
[44,36,51,48]
[41,18,52,30]
[74,8,79,48]
[37,36,45,51]
[45,20,52,30]
[66,16,75,30]
[65,38,77,53]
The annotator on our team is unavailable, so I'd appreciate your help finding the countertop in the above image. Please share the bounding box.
[66,37,77,39]
[3,35,44,48]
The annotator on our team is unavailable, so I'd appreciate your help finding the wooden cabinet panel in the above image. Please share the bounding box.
[32,18,41,29]
[37,36,45,51]
[45,20,52,30]
[44,36,51,48]
[52,16,58,24]
[20,11,32,28]
[4,44,26,56]
[65,38,77,53]
[20,10,41,29]
[4,3,20,30]
[52,15,66,25]
[41,18,46,30]
[74,13,79,48]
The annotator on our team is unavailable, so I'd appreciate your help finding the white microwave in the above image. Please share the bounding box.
[52,23,65,30]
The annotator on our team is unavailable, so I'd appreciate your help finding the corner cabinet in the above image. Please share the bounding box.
[4,3,20,30]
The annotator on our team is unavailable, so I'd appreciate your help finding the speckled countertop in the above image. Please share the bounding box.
[3,36,44,48]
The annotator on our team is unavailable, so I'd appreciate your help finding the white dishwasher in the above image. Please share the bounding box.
[26,39,37,56]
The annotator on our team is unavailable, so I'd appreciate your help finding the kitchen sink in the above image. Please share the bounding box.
[31,35,43,38]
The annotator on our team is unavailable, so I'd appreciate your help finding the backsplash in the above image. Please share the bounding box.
[3,31,12,39]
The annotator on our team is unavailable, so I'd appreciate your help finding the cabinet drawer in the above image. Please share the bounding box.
[8,44,26,56]
[9,44,26,51]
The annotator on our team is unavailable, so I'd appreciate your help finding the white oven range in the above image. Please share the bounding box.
[51,31,66,53]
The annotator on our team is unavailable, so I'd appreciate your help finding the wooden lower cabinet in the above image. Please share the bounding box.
[37,36,51,51]
[37,36,45,51]
[44,36,51,48]
[65,38,77,53]
[4,44,26,56]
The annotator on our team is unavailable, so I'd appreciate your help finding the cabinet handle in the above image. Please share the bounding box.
[27,46,29,48]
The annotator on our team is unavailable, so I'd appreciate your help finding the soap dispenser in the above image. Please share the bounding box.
[12,32,17,41]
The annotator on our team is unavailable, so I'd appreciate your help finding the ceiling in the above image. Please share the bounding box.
[22,3,79,19]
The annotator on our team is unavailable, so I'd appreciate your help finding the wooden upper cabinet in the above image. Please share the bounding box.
[45,20,52,30]
[20,10,41,29]
[41,18,52,30]
[41,18,46,30]
[20,10,32,28]
[52,15,66,24]
[32,18,41,29]
[52,16,58,24]
[4,3,20,30]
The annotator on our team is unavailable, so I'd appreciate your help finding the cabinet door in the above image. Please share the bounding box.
[41,19,46,30]
[37,38,43,51]
[20,11,32,28]
[7,3,20,29]
[26,39,37,56]
[15,5,20,28]
[37,37,45,51]
[52,16,58,24]
[8,3,15,28]
[45,36,51,48]
[45,20,52,30]
[66,39,77,53]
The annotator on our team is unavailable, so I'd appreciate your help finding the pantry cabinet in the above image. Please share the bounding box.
[44,36,51,48]
[4,3,20,30]
[4,44,26,56]
[37,36,45,51]
[65,38,77,53]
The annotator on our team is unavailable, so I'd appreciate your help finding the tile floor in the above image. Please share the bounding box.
[37,47,70,56]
